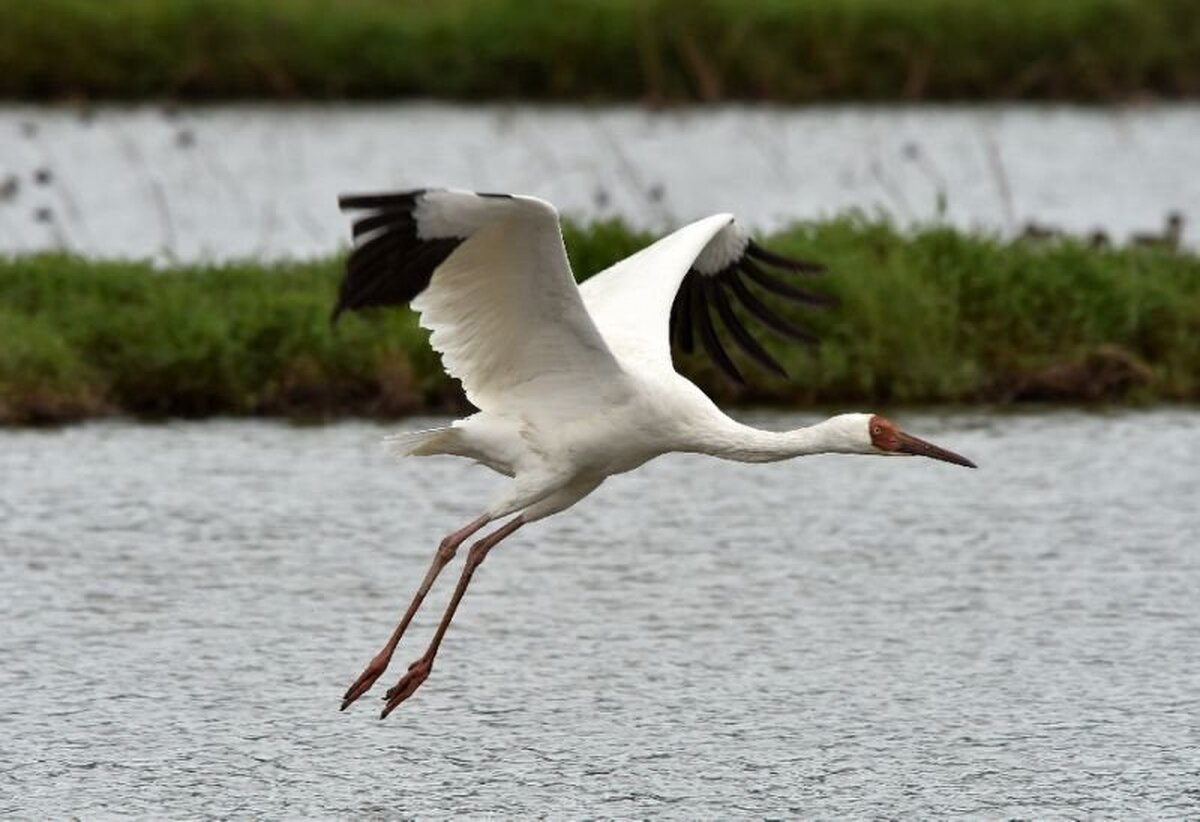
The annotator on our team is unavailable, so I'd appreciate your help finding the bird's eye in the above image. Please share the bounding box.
[872,425,882,435]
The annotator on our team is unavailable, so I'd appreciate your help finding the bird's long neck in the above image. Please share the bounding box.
[688,414,859,464]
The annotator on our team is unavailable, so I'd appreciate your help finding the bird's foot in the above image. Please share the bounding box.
[340,650,391,711]
[380,656,432,719]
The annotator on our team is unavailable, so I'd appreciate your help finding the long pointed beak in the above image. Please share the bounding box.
[896,431,977,468]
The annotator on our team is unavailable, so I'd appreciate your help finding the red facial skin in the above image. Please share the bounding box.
[868,415,903,452]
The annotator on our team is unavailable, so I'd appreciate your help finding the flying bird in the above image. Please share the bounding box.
[333,188,975,719]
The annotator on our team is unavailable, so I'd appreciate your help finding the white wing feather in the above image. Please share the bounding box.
[579,214,736,372]
[409,192,630,416]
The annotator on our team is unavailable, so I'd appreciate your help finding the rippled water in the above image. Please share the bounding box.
[1,103,1196,260]
[2,410,1199,817]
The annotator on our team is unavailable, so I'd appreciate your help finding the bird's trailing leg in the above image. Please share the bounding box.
[380,515,526,719]
[340,513,491,711]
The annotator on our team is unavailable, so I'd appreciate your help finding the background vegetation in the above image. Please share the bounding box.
[3,0,1200,102]
[3,218,1198,425]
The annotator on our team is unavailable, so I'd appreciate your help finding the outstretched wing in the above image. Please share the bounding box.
[336,189,629,416]
[580,216,832,384]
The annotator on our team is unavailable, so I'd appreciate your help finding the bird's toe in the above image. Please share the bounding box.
[380,658,432,718]
[340,652,391,710]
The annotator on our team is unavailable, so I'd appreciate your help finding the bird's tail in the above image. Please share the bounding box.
[382,426,457,458]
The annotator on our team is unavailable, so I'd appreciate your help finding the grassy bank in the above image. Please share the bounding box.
[2,218,1199,425]
[4,0,1200,103]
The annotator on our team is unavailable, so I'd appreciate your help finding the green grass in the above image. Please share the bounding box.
[2,217,1199,424]
[3,0,1200,102]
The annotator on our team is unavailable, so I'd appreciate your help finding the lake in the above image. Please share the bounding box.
[1,103,1196,261]
[2,409,1198,817]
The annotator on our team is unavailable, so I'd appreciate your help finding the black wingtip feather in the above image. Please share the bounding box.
[675,276,697,354]
[339,190,426,212]
[706,278,788,378]
[727,272,820,348]
[739,258,838,308]
[334,189,463,319]
[667,233,830,383]
[692,278,744,386]
[746,240,826,274]
[351,210,409,239]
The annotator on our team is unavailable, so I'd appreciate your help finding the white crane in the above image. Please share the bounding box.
[333,188,975,719]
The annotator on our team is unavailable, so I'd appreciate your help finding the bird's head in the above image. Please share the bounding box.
[829,413,976,468]
[866,413,976,467]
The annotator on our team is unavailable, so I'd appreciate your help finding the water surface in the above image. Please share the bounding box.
[2,410,1198,817]
[1,104,1196,261]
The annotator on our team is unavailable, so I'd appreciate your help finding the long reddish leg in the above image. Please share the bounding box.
[379,515,525,719]
[340,514,490,711]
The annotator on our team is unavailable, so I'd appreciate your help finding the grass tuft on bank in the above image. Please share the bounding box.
[2,217,1199,424]
[3,0,1200,102]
